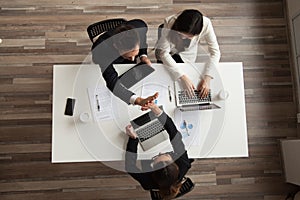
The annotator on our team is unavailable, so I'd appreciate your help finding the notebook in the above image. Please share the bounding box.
[174,80,220,111]
[118,62,155,89]
[130,106,168,151]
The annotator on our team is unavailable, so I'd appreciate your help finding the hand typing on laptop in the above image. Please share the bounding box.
[180,75,195,97]
[180,74,211,98]
[197,75,211,98]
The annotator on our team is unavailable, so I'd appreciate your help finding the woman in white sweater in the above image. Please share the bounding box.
[155,9,221,98]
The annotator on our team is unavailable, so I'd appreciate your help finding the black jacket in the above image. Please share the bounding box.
[91,19,148,104]
[125,111,193,190]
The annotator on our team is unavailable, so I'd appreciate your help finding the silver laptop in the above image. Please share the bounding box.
[130,106,168,151]
[174,80,220,110]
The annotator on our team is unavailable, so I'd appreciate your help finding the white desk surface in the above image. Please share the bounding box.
[52,62,248,163]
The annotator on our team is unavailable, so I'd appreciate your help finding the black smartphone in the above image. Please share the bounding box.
[64,98,76,116]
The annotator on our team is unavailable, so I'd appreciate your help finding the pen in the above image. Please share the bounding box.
[183,120,190,136]
[96,95,100,111]
[168,86,172,102]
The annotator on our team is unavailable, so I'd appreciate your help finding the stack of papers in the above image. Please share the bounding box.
[87,87,114,121]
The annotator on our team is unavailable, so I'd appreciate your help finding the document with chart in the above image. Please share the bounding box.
[174,108,203,148]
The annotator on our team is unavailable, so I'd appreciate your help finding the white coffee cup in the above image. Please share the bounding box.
[80,112,90,123]
[218,90,229,100]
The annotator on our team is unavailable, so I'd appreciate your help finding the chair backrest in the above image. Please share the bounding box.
[175,177,194,198]
[150,177,194,200]
[87,18,127,43]
[157,24,164,41]
[150,189,162,200]
[154,23,165,61]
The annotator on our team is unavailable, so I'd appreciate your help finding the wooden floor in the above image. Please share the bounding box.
[1,0,300,199]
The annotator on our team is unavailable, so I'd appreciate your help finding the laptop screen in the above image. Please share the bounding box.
[130,105,163,129]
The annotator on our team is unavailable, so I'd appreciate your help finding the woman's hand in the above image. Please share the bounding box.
[140,56,151,65]
[145,101,162,115]
[134,92,159,111]
[197,75,211,98]
[180,75,195,97]
[125,125,137,139]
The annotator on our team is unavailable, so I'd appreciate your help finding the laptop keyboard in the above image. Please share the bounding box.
[136,120,165,142]
[178,90,211,105]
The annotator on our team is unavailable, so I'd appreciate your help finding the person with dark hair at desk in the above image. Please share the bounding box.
[155,9,221,98]
[92,19,157,109]
[125,102,194,199]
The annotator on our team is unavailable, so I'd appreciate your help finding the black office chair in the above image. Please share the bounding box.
[157,23,164,41]
[150,177,195,200]
[155,24,164,63]
[87,18,127,43]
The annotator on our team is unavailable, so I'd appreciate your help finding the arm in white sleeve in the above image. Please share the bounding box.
[155,21,185,80]
[129,95,138,105]
[202,19,221,79]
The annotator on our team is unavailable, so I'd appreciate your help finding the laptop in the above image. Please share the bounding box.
[174,80,221,111]
[130,106,168,151]
[118,62,155,89]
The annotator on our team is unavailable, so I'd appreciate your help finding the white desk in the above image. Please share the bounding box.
[52,63,248,167]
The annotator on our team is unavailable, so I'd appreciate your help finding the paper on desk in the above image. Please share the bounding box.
[87,87,113,121]
[174,108,202,147]
[141,83,168,106]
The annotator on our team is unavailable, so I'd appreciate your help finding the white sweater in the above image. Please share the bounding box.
[155,13,221,80]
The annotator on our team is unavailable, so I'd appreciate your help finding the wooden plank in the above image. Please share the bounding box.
[0,177,138,193]
[0,143,51,154]
[0,0,172,6]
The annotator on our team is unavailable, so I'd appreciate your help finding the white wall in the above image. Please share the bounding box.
[281,139,300,186]
[286,0,300,17]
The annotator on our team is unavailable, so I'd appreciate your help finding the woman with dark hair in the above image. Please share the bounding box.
[155,9,221,98]
[125,102,193,199]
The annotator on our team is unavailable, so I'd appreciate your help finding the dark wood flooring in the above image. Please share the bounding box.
[1,0,300,199]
